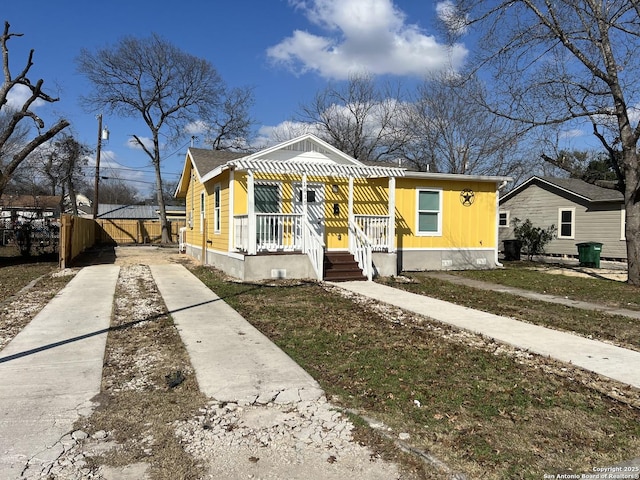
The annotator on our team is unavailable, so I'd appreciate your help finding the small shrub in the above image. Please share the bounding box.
[512,218,556,260]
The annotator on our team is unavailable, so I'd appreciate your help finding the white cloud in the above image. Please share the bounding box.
[558,129,584,140]
[185,120,208,135]
[256,97,411,147]
[267,0,467,79]
[126,136,154,151]
[628,103,640,125]
[90,149,149,185]
[436,1,468,36]
[6,84,45,110]
[253,121,320,147]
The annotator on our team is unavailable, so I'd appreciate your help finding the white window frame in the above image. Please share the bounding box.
[499,210,510,228]
[214,184,221,234]
[416,188,443,236]
[557,207,575,239]
[621,206,626,241]
[199,191,205,233]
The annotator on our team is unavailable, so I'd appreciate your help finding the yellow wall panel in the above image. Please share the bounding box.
[186,168,497,252]
[395,178,496,249]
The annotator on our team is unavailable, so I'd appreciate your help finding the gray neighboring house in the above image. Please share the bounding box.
[499,176,626,260]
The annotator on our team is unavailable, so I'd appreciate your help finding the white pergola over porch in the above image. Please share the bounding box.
[227,158,405,280]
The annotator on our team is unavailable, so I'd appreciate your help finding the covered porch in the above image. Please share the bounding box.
[227,158,405,281]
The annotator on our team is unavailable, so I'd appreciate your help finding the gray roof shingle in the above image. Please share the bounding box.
[189,148,247,177]
[538,176,623,202]
[502,176,623,203]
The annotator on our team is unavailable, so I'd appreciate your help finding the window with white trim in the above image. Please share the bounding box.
[558,207,575,239]
[214,184,221,233]
[621,207,626,240]
[200,191,205,233]
[499,211,509,228]
[416,188,442,236]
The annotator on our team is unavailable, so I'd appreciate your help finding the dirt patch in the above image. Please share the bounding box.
[531,266,628,282]
[112,245,199,267]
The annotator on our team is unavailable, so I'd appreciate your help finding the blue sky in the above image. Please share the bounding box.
[2,0,467,196]
[1,0,591,197]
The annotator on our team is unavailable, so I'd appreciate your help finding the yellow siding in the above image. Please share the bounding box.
[234,172,248,216]
[187,169,496,252]
[353,177,388,216]
[395,179,496,249]
[184,171,229,252]
[184,173,204,247]
[206,171,230,252]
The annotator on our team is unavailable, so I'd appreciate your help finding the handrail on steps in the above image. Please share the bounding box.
[349,220,373,281]
[303,219,325,281]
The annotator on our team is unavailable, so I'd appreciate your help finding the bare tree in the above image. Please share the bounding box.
[93,180,140,207]
[35,134,90,215]
[400,73,527,176]
[445,1,640,285]
[77,33,234,242]
[298,73,410,162]
[203,86,255,151]
[0,22,70,198]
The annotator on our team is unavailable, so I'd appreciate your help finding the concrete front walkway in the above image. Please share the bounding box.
[333,281,640,390]
[426,272,640,320]
[150,264,323,404]
[0,265,120,479]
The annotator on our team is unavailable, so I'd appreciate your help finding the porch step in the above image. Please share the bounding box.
[323,252,367,282]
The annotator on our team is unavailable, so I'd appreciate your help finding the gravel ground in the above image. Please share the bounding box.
[7,246,417,480]
[175,399,403,480]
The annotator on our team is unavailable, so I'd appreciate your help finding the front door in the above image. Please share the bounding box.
[293,183,325,239]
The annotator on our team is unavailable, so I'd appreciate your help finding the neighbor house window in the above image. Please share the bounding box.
[416,188,442,235]
[621,207,626,240]
[200,191,205,233]
[499,211,509,228]
[214,184,221,233]
[558,207,575,239]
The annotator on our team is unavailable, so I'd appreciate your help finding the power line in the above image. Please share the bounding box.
[79,164,181,178]
[100,176,157,185]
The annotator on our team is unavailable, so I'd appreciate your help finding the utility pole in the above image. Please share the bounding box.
[92,114,103,219]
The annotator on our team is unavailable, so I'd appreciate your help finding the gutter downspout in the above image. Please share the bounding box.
[495,180,508,267]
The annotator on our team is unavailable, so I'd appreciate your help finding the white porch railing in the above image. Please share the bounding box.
[178,227,187,253]
[233,212,387,281]
[349,220,373,281]
[234,215,250,252]
[234,213,324,280]
[234,213,303,252]
[302,219,325,281]
[354,215,390,251]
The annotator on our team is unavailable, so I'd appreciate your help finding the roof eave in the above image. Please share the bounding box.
[404,171,513,184]
[201,163,233,183]
[246,133,364,166]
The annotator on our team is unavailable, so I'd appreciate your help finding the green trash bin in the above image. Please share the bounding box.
[576,242,603,268]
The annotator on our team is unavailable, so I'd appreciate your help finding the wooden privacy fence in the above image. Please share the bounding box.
[60,214,97,269]
[96,219,184,245]
[59,215,185,268]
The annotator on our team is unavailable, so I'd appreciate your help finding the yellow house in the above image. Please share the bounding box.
[175,134,511,281]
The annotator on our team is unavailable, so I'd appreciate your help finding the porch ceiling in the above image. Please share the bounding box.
[229,158,405,178]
